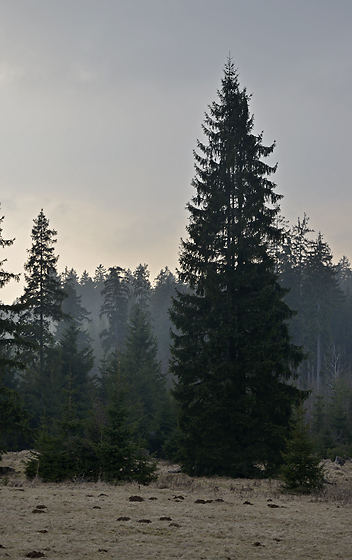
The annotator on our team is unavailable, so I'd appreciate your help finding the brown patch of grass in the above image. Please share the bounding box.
[0,454,352,559]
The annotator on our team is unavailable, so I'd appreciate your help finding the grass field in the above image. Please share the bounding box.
[1,451,352,559]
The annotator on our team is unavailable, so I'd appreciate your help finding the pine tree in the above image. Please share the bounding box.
[170,59,303,477]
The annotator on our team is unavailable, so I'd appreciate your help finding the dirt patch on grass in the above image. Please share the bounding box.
[1,453,352,559]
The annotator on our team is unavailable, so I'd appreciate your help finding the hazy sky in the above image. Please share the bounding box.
[1,0,351,302]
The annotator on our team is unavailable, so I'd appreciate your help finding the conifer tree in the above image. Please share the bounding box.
[303,233,340,391]
[130,264,151,310]
[170,59,303,477]
[58,323,94,418]
[19,210,66,422]
[21,210,66,375]
[57,268,91,349]
[120,304,167,452]
[150,267,179,377]
[0,209,31,451]
[0,210,26,371]
[100,266,129,355]
[280,404,324,494]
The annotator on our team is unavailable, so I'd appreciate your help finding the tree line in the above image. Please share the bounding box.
[1,59,351,484]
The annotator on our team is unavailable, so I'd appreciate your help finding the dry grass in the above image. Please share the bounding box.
[1,452,352,559]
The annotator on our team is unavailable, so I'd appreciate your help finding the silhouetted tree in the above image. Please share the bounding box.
[170,59,303,477]
[21,210,66,376]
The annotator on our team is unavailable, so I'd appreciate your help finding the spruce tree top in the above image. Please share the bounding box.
[181,58,281,292]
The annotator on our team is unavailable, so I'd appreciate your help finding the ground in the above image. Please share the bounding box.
[1,451,352,559]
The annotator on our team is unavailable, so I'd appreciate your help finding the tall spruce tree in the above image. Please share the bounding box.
[19,211,66,422]
[170,59,303,477]
[21,210,66,374]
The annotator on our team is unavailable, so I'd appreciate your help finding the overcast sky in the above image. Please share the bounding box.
[1,0,351,302]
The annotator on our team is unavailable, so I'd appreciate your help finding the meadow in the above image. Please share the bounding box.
[1,451,352,559]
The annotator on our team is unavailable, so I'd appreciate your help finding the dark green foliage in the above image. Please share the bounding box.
[100,266,129,355]
[58,322,95,418]
[20,210,66,375]
[302,233,341,391]
[0,210,32,453]
[0,385,31,454]
[278,219,346,392]
[130,264,151,310]
[311,394,334,456]
[25,416,84,482]
[97,370,156,483]
[170,59,303,477]
[57,268,91,349]
[26,353,156,484]
[120,304,169,453]
[280,404,324,494]
[0,210,28,372]
[319,378,352,459]
[150,267,179,379]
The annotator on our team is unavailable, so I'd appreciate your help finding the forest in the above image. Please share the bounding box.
[1,60,352,484]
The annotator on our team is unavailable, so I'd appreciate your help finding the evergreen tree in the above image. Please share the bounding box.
[120,304,167,452]
[79,269,105,368]
[336,256,352,297]
[130,263,151,310]
[58,322,94,418]
[170,59,303,477]
[150,267,179,378]
[57,268,91,349]
[94,264,107,292]
[0,210,26,372]
[25,371,93,482]
[303,233,341,391]
[80,270,98,314]
[18,211,66,423]
[0,209,31,451]
[278,215,314,350]
[21,210,66,375]
[100,266,129,355]
[97,352,157,483]
[280,404,324,494]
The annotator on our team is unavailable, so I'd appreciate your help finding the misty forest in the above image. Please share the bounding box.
[1,60,352,488]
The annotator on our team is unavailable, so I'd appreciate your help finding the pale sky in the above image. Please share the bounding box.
[1,0,351,303]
